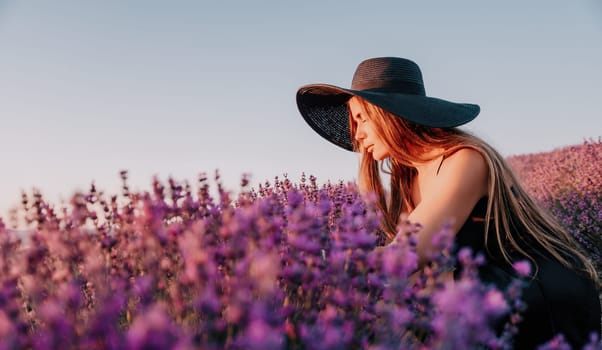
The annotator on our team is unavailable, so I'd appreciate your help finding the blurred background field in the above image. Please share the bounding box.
[507,139,601,276]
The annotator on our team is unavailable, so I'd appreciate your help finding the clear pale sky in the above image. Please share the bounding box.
[1,1,601,222]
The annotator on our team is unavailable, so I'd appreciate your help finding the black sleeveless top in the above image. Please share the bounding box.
[452,196,601,349]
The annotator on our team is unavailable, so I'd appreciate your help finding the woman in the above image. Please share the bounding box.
[296,57,600,348]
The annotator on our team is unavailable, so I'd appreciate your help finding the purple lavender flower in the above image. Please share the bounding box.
[513,260,532,277]
[125,305,188,350]
[536,334,572,350]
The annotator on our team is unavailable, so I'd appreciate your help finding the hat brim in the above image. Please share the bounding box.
[296,83,480,152]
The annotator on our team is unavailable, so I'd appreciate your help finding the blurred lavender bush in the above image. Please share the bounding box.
[0,140,600,349]
[508,139,602,282]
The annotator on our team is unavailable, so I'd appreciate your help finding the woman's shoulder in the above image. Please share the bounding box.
[428,147,489,198]
[439,147,488,177]
[445,146,485,160]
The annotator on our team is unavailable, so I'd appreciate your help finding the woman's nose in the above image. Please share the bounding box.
[354,126,365,141]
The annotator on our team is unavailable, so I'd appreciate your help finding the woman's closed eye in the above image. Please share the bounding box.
[356,116,368,123]
[352,111,367,123]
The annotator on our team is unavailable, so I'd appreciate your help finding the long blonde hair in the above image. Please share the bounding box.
[348,96,598,283]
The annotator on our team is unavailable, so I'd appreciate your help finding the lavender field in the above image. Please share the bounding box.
[507,139,602,278]
[0,140,600,349]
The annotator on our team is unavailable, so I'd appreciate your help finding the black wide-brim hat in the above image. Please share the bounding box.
[296,57,480,152]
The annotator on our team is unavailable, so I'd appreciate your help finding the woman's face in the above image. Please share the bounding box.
[348,97,391,161]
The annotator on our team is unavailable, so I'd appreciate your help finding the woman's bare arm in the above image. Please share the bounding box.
[405,148,489,268]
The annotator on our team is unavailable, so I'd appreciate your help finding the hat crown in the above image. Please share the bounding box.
[351,57,426,95]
